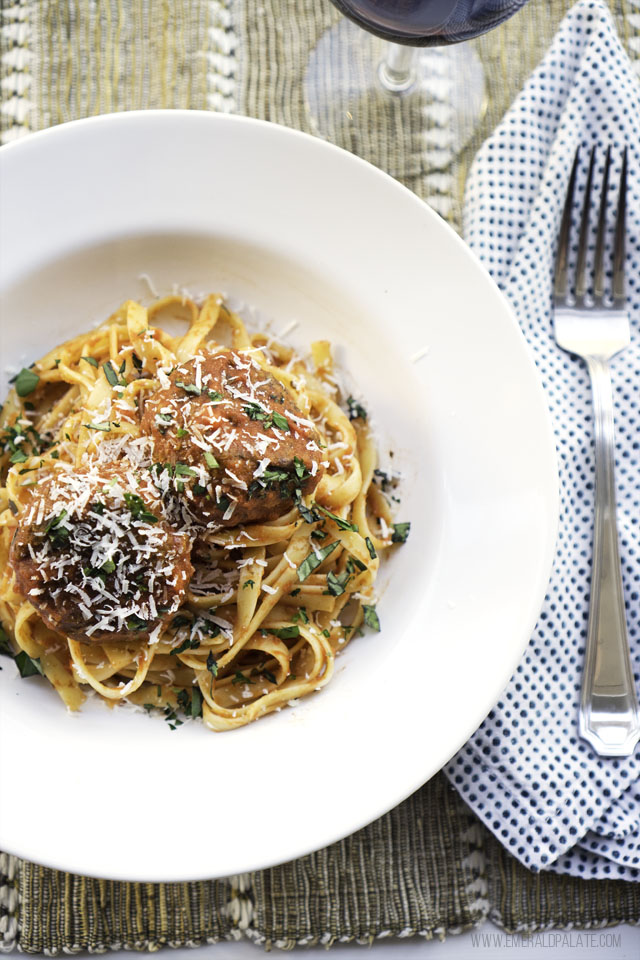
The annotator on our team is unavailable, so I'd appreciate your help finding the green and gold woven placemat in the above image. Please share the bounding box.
[1,0,639,952]
[2,775,639,953]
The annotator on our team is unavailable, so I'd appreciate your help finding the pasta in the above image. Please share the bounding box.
[0,294,407,731]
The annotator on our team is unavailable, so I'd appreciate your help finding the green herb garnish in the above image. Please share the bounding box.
[123,492,159,524]
[204,451,219,470]
[362,604,381,631]
[15,650,44,677]
[346,396,367,421]
[102,361,122,387]
[172,636,201,656]
[316,503,358,532]
[174,462,197,478]
[232,671,255,685]
[297,540,340,582]
[365,537,377,559]
[85,421,111,432]
[391,522,411,544]
[325,570,351,597]
[271,411,290,432]
[175,380,201,395]
[269,625,300,640]
[15,368,40,398]
[82,356,99,368]
[191,687,203,718]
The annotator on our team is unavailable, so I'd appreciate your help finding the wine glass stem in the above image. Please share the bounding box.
[378,43,417,93]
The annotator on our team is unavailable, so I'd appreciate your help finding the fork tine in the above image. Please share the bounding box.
[554,148,580,301]
[612,146,628,304]
[575,147,596,299]
[593,146,611,300]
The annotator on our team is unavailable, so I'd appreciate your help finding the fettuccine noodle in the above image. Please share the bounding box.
[0,295,405,731]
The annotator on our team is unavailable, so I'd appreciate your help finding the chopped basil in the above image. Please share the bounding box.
[101,559,116,574]
[271,411,290,432]
[291,607,309,624]
[85,421,111,432]
[15,650,44,678]
[296,494,320,525]
[9,450,28,464]
[102,361,121,387]
[269,625,300,640]
[289,588,301,597]
[0,625,13,656]
[245,403,289,433]
[325,570,351,597]
[297,540,340,582]
[82,356,99,368]
[174,462,197,478]
[243,579,255,590]
[207,390,223,401]
[232,670,254,685]
[204,451,219,470]
[244,402,267,422]
[206,651,218,678]
[365,537,377,559]
[362,604,381,631]
[124,493,158,524]
[316,503,358,531]
[197,617,221,638]
[15,368,40,398]
[175,380,201,395]
[44,510,69,546]
[293,456,308,480]
[157,413,173,423]
[126,614,148,631]
[163,705,183,730]
[172,636,201,655]
[176,428,189,438]
[191,687,203,718]
[346,395,367,421]
[391,522,411,544]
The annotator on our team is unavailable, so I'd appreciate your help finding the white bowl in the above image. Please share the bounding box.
[0,111,558,881]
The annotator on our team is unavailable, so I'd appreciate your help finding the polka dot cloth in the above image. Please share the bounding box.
[444,0,640,881]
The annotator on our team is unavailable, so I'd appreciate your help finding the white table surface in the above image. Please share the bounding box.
[77,922,640,959]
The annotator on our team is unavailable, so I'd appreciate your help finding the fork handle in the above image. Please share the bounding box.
[579,357,640,756]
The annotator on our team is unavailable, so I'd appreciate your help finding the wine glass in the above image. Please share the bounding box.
[305,1,531,197]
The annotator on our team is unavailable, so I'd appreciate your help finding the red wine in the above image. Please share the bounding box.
[330,0,529,46]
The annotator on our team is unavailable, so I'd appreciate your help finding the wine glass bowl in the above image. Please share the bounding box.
[305,0,531,188]
[330,0,531,46]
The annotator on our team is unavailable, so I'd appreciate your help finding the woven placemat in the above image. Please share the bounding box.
[1,0,639,952]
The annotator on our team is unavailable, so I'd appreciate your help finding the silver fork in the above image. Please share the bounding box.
[554,146,640,757]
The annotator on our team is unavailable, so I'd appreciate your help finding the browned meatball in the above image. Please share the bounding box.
[141,349,324,528]
[10,464,193,643]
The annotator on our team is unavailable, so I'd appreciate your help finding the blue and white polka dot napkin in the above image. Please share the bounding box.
[445,0,640,881]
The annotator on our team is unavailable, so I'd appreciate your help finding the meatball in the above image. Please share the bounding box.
[140,349,323,528]
[10,464,193,643]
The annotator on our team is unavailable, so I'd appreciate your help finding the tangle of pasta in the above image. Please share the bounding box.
[0,295,405,731]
